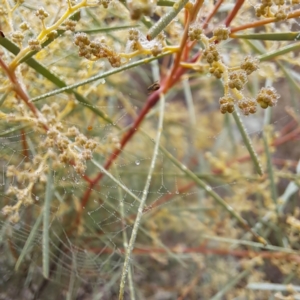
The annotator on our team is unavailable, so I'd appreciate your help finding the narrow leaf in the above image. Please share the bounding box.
[263,131,279,215]
[43,164,53,279]
[232,110,263,176]
[157,0,176,6]
[259,42,300,61]
[210,268,252,300]
[29,52,170,103]
[232,32,300,41]
[15,212,43,271]
[0,37,115,125]
[0,124,30,137]
[147,0,189,40]
[77,24,139,34]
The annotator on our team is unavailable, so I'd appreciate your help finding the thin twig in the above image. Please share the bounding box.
[119,93,165,300]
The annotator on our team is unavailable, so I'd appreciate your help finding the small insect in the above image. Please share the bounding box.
[87,125,93,131]
[147,81,160,94]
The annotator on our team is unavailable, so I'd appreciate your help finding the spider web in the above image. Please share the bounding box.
[0,95,298,299]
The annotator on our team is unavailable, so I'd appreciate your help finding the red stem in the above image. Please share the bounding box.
[224,0,245,27]
[0,57,39,118]
[203,0,224,29]
[230,9,300,34]
[87,244,300,263]
[279,120,297,136]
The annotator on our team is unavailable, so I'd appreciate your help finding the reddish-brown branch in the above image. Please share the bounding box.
[203,0,224,29]
[230,9,300,34]
[224,0,245,27]
[279,119,297,136]
[273,126,300,147]
[184,0,226,59]
[165,8,192,89]
[0,57,39,118]
[87,244,300,263]
[81,173,93,184]
[190,0,204,23]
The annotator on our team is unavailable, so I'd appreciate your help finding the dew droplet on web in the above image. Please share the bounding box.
[135,160,140,166]
[205,186,212,192]
[35,196,39,201]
